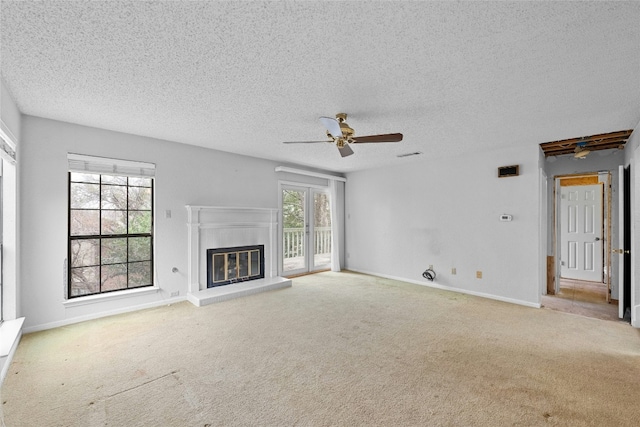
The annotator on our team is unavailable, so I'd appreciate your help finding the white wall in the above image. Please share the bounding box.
[20,115,341,331]
[345,144,541,307]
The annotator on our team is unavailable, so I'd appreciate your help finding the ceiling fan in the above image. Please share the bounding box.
[283,113,403,157]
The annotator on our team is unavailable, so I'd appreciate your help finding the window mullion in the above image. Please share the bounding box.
[126,177,130,289]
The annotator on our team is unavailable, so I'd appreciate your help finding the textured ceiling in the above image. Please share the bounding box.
[1,1,639,173]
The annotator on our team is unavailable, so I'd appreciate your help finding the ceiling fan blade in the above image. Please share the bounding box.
[338,144,354,157]
[320,116,343,138]
[283,140,332,144]
[352,133,403,143]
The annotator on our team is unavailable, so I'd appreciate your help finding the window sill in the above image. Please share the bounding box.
[0,317,25,357]
[62,286,160,308]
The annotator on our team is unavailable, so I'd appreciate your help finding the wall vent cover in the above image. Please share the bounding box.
[498,165,519,177]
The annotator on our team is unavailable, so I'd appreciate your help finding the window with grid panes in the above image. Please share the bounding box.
[68,172,153,297]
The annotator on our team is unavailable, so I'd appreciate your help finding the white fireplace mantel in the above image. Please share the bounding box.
[185,206,291,306]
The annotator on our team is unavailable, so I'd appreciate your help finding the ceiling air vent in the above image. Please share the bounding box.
[396,152,422,158]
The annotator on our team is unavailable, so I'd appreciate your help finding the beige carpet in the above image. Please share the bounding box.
[2,271,639,426]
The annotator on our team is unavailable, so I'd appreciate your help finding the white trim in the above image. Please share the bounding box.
[25,296,186,333]
[0,119,17,164]
[0,119,18,148]
[348,268,542,309]
[197,222,275,229]
[0,318,24,386]
[0,317,24,357]
[279,179,328,190]
[68,153,155,177]
[62,286,160,307]
[185,205,277,212]
[275,166,347,182]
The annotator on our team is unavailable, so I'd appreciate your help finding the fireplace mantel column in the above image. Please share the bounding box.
[186,206,202,295]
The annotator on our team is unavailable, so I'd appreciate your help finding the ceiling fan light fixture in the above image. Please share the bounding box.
[574,148,590,159]
[573,141,590,159]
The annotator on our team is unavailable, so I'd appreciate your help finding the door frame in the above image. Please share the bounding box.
[620,165,631,319]
[553,172,612,300]
[278,181,331,276]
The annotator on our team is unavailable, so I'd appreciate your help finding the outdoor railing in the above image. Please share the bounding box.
[283,227,331,258]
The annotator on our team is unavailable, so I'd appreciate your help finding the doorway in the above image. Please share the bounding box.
[281,185,332,276]
[544,172,619,321]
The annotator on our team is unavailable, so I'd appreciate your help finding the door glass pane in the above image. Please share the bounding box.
[213,254,225,283]
[283,189,305,273]
[313,192,332,269]
[227,253,237,279]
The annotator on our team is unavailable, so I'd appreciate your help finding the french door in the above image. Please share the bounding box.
[281,184,332,276]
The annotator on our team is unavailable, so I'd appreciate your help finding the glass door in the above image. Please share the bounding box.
[311,191,332,270]
[281,185,332,276]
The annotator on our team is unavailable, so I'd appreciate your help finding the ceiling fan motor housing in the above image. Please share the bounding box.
[336,113,355,142]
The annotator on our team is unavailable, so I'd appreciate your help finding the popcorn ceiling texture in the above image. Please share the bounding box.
[1,1,639,172]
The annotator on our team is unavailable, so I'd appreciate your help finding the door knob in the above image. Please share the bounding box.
[595,237,601,241]
[612,248,630,254]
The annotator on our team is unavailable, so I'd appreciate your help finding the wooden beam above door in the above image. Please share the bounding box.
[540,129,633,157]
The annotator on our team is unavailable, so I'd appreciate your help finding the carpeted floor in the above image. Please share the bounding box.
[2,271,639,426]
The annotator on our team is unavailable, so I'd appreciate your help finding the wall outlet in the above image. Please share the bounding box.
[451,267,456,275]
[170,291,179,297]
[476,271,482,279]
[428,264,433,270]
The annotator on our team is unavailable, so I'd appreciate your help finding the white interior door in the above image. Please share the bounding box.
[560,184,604,282]
[281,185,332,276]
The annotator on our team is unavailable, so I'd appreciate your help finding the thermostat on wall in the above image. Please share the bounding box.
[500,214,513,222]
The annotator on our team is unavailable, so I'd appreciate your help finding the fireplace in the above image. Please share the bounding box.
[207,245,265,288]
[186,205,291,306]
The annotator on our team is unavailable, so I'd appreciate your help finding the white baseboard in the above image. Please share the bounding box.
[347,268,541,309]
[23,296,187,334]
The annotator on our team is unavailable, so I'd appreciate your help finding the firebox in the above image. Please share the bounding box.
[206,245,265,288]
